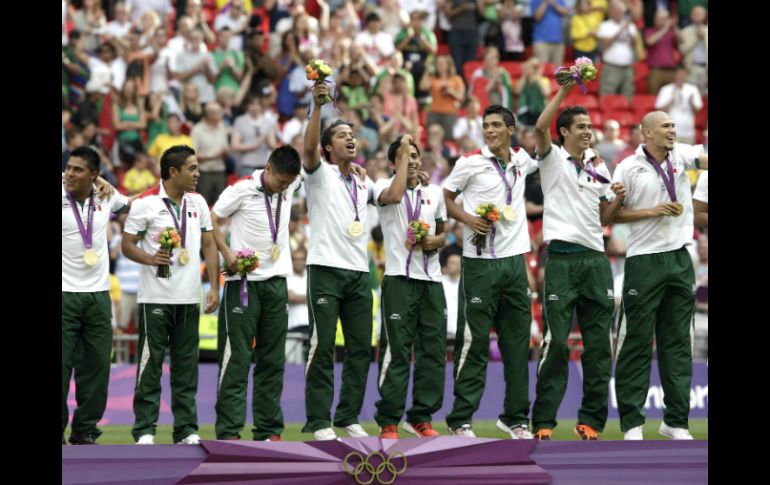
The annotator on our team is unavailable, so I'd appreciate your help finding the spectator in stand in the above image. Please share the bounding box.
[214,0,250,51]
[244,28,277,93]
[102,1,132,45]
[382,72,420,141]
[171,29,218,105]
[212,28,246,95]
[126,0,173,24]
[355,12,397,67]
[287,246,310,364]
[443,0,479,83]
[275,32,304,121]
[281,100,310,146]
[179,82,205,129]
[231,95,278,175]
[442,253,461,342]
[364,93,398,147]
[678,6,707,95]
[469,46,515,111]
[167,16,209,56]
[146,26,176,97]
[191,102,230,205]
[339,66,372,115]
[499,0,526,61]
[113,78,147,167]
[377,0,410,39]
[318,1,357,61]
[514,57,551,127]
[62,31,91,110]
[594,119,627,173]
[598,0,638,101]
[571,0,602,62]
[186,0,217,46]
[72,0,106,52]
[614,123,643,163]
[123,152,157,195]
[655,66,703,144]
[645,8,680,95]
[373,51,415,97]
[148,114,194,170]
[348,109,380,161]
[420,55,465,140]
[395,9,438,105]
[532,0,568,65]
[89,41,127,91]
[453,96,484,149]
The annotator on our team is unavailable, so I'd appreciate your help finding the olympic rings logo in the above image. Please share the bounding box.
[342,451,408,485]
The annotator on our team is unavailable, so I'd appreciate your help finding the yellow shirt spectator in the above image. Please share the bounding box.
[123,167,157,195]
[148,133,194,166]
[571,11,603,53]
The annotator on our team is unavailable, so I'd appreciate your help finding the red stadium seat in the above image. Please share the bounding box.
[599,94,631,112]
[603,110,639,127]
[586,63,602,95]
[566,94,599,110]
[463,61,484,84]
[437,43,450,56]
[632,94,657,113]
[502,62,523,80]
[589,110,604,128]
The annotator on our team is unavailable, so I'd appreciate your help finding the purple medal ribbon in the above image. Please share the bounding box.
[162,198,188,250]
[490,156,517,205]
[403,189,429,279]
[342,172,360,222]
[67,190,95,251]
[642,146,678,202]
[568,156,610,184]
[260,172,283,246]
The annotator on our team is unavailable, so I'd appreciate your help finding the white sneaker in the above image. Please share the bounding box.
[136,434,155,445]
[450,424,476,437]
[624,425,644,440]
[342,424,369,438]
[179,434,201,445]
[659,422,693,440]
[496,419,533,439]
[313,427,338,440]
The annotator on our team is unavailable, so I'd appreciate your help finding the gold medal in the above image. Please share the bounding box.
[83,248,99,266]
[178,248,190,265]
[271,244,281,262]
[348,221,364,237]
[672,202,684,217]
[502,205,516,221]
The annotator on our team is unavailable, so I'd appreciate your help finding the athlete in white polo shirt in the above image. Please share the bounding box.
[442,105,538,439]
[122,145,220,445]
[532,79,626,441]
[302,83,375,440]
[372,135,448,439]
[62,146,129,445]
[210,145,302,442]
[693,170,708,230]
[611,111,708,441]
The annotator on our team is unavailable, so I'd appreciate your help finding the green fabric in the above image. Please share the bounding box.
[132,303,200,443]
[303,265,373,432]
[62,291,113,441]
[446,256,531,429]
[215,278,288,440]
[374,276,447,426]
[519,80,547,116]
[117,108,141,142]
[615,247,695,431]
[548,240,594,254]
[213,49,245,93]
[145,104,169,150]
[532,251,614,433]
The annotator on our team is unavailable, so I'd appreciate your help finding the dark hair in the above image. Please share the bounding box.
[267,145,302,176]
[70,146,101,173]
[160,145,196,180]
[167,113,182,122]
[320,119,353,162]
[371,224,384,243]
[365,12,381,24]
[387,135,421,163]
[483,105,516,127]
[556,106,590,145]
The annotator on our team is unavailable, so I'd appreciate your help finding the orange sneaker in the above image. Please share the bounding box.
[534,429,553,440]
[380,425,399,439]
[404,422,440,437]
[574,424,600,440]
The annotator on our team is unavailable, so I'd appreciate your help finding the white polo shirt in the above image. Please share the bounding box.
[538,145,615,252]
[373,179,447,281]
[612,143,704,258]
[443,146,538,259]
[124,182,213,304]
[304,162,375,272]
[62,183,128,293]
[213,170,301,282]
[693,171,708,204]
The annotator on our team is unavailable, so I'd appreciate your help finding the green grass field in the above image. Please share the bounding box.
[87,419,707,444]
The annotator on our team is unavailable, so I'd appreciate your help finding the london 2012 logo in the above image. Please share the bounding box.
[342,451,408,484]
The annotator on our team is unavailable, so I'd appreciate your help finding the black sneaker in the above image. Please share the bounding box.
[69,434,98,445]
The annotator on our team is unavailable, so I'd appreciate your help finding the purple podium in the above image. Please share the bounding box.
[62,438,707,485]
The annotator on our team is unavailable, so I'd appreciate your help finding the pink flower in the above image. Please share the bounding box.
[152,232,162,242]
[575,57,593,66]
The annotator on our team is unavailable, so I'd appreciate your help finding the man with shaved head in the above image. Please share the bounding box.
[610,110,708,441]
[531,77,626,441]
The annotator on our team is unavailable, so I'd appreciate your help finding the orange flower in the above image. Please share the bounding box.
[420,222,430,230]
[308,71,319,80]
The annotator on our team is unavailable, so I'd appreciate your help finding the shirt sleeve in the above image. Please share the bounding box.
[123,198,148,235]
[303,160,330,189]
[517,149,540,176]
[693,172,708,203]
[366,176,376,204]
[442,155,473,193]
[435,186,448,222]
[675,143,705,170]
[110,192,129,213]
[212,182,243,218]
[197,196,214,231]
[372,178,391,206]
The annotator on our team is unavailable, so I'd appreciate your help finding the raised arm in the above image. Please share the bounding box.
[535,81,575,156]
[302,83,328,172]
[377,135,413,204]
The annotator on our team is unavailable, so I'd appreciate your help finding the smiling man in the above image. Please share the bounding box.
[121,145,220,445]
[532,79,626,441]
[441,105,538,439]
[62,146,129,445]
[610,111,708,441]
[301,83,376,440]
